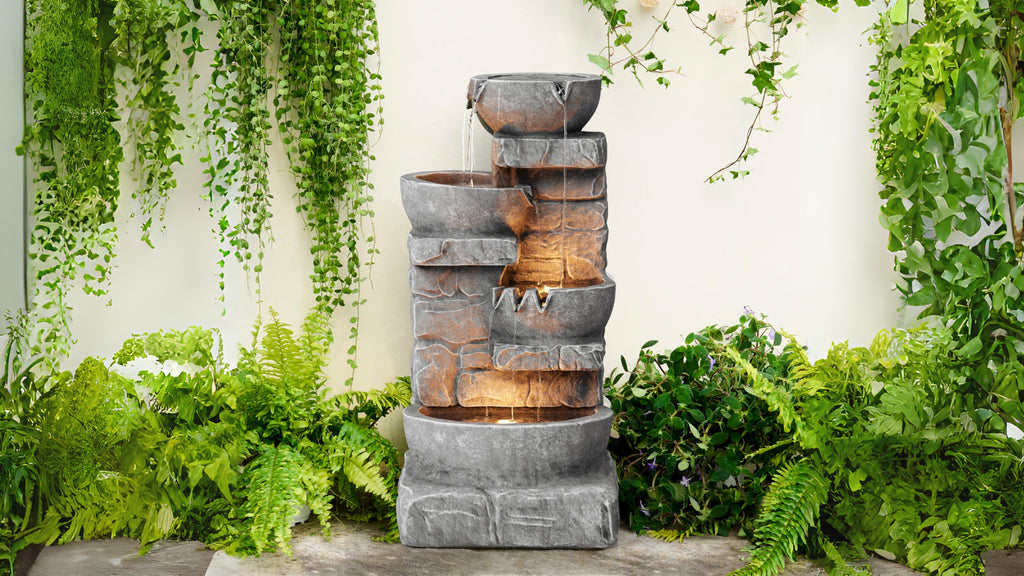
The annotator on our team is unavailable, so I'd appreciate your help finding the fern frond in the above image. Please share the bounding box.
[730,459,829,576]
[256,309,303,386]
[646,527,695,542]
[335,377,412,425]
[819,536,871,576]
[726,348,808,446]
[237,445,310,556]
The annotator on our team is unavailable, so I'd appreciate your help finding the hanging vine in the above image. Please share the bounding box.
[581,0,869,181]
[21,0,123,362]
[20,1,382,374]
[203,0,382,382]
[871,0,1024,426]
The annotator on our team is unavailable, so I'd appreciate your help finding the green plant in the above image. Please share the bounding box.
[606,312,788,539]
[581,0,869,181]
[871,0,1024,428]
[729,324,1024,575]
[203,1,383,380]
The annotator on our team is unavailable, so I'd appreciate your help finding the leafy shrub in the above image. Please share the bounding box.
[606,312,788,539]
[732,323,1024,576]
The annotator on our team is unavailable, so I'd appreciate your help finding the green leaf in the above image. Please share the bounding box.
[588,54,612,72]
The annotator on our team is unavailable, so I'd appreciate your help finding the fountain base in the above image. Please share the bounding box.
[396,404,619,548]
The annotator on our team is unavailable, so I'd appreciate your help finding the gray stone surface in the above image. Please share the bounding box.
[398,470,619,549]
[408,236,519,267]
[400,405,612,487]
[469,73,601,136]
[28,538,213,576]
[456,370,601,408]
[22,520,939,576]
[492,133,607,170]
[489,278,616,346]
[401,172,533,238]
[492,343,604,372]
[982,548,1024,574]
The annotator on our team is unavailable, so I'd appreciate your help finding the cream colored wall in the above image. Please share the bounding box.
[11,1,904,445]
[1,5,24,314]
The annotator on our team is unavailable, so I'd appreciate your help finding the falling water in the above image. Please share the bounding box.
[462,100,478,187]
[559,100,568,289]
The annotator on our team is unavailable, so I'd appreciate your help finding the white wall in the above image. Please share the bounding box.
[1,3,24,314]
[21,1,901,445]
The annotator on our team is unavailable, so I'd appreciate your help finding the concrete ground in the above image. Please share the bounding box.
[23,520,1023,576]
[24,518,1024,569]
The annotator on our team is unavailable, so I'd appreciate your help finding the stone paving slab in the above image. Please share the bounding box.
[24,520,1024,576]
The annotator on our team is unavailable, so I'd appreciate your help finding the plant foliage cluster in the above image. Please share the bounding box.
[20,0,382,377]
[613,315,1024,575]
[0,311,409,573]
[606,313,788,540]
[872,0,1024,430]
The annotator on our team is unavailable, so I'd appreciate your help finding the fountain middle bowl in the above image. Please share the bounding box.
[401,171,534,238]
[490,275,616,345]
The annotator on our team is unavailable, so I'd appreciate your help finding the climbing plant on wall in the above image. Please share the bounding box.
[871,0,1024,428]
[581,0,869,181]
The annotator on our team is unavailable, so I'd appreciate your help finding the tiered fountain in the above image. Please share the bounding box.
[397,73,618,548]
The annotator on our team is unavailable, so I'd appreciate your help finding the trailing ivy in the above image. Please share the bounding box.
[202,1,383,379]
[871,0,1024,428]
[20,0,197,364]
[21,0,123,363]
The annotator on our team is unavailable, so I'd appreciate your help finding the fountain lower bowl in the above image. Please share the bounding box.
[402,403,613,488]
[401,171,533,238]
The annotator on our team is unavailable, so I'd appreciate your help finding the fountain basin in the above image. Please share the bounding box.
[401,404,612,487]
[468,73,601,136]
[490,276,615,346]
[401,172,533,238]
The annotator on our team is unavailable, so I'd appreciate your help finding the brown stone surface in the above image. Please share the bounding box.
[413,300,489,346]
[493,343,604,372]
[457,371,527,406]
[518,230,607,270]
[457,370,601,408]
[503,259,565,287]
[529,199,607,232]
[493,167,606,201]
[412,345,459,407]
[460,343,493,370]
[525,371,601,407]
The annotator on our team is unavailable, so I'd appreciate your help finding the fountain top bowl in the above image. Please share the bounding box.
[468,73,601,137]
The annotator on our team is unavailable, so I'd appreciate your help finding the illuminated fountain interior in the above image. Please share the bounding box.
[397,73,618,549]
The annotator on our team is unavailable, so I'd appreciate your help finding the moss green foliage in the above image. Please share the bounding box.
[203,0,383,380]
[21,1,382,375]
[606,313,788,538]
[729,324,1024,575]
[872,0,1024,429]
[0,311,409,570]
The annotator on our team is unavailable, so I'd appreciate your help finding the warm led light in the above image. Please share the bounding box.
[497,419,517,424]
[537,285,553,299]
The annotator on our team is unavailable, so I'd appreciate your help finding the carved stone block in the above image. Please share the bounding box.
[529,199,607,233]
[456,371,527,406]
[493,167,606,201]
[413,300,488,345]
[518,230,607,271]
[412,345,458,407]
[492,343,604,372]
[492,133,607,170]
[459,343,493,370]
[408,236,518,267]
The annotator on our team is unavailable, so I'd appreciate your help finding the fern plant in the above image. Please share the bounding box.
[728,323,1024,576]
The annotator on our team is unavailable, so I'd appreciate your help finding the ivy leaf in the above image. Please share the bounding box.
[588,54,612,72]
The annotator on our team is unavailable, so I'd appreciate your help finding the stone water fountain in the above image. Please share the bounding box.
[396,73,618,548]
